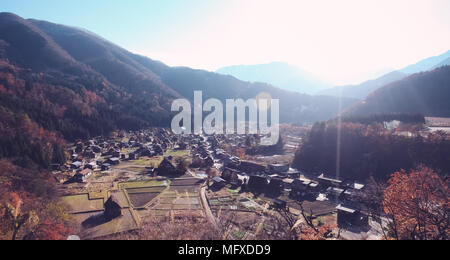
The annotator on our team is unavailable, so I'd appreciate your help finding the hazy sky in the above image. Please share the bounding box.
[2,0,450,85]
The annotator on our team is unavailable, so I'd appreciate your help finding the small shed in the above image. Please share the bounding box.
[273,199,287,209]
[101,163,111,171]
[107,157,120,165]
[211,176,227,190]
[336,203,369,228]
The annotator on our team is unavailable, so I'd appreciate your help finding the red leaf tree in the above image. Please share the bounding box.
[383,166,449,240]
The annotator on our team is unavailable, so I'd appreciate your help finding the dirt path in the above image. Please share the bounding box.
[200,186,218,229]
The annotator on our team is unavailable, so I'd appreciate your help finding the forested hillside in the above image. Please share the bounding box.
[293,122,450,181]
[0,12,358,170]
[346,66,450,117]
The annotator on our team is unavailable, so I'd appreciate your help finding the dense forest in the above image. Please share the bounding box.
[293,121,450,181]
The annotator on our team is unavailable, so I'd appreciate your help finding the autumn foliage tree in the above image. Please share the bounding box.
[0,192,38,240]
[0,190,73,240]
[0,161,73,240]
[383,166,449,240]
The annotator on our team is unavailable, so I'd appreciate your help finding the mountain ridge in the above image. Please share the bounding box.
[0,12,359,169]
[216,62,330,94]
[320,50,450,99]
[344,66,450,117]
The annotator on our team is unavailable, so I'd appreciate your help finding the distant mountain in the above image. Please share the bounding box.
[400,50,450,74]
[142,64,358,124]
[216,62,330,94]
[0,12,358,168]
[320,50,450,99]
[345,66,450,117]
[432,57,450,69]
[318,71,408,100]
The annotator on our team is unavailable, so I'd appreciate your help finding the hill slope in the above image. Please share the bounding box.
[30,17,357,125]
[0,13,177,168]
[133,59,357,124]
[345,66,450,117]
[0,12,359,168]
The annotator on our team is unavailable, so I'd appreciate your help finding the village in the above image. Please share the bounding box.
[48,123,395,241]
[53,117,450,240]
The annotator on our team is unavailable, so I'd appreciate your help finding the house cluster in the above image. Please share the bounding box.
[58,128,188,183]
[213,155,370,228]
[190,137,215,168]
[182,134,226,169]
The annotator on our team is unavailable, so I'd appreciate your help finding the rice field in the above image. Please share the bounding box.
[128,192,161,208]
[170,185,200,193]
[65,175,206,238]
[125,186,167,194]
[170,178,204,186]
[118,180,168,190]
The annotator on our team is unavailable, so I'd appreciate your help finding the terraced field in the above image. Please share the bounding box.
[80,209,138,239]
[128,192,162,208]
[64,175,206,238]
[140,177,206,216]
[169,177,204,193]
[118,180,168,190]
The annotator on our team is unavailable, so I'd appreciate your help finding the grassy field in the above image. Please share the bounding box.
[165,149,189,158]
[94,171,111,179]
[122,166,147,173]
[130,157,162,166]
[88,190,108,200]
[233,229,247,240]
[61,194,104,214]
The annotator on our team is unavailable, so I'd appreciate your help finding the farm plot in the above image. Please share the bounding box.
[208,195,248,212]
[126,186,167,194]
[119,180,168,190]
[147,178,204,214]
[170,178,204,186]
[80,209,138,239]
[153,193,202,211]
[118,180,169,208]
[169,177,204,193]
[169,185,199,193]
[165,149,189,158]
[88,190,108,200]
[127,192,161,208]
